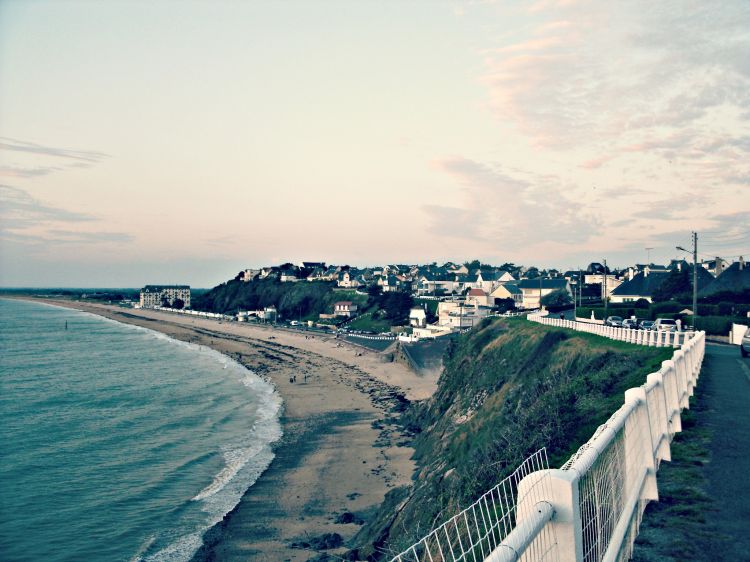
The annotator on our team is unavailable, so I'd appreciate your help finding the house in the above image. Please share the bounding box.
[611,263,715,303]
[299,261,326,270]
[333,301,358,317]
[701,257,729,277]
[491,283,523,306]
[466,288,491,307]
[379,274,402,293]
[259,267,279,279]
[262,306,278,323]
[306,267,328,282]
[412,324,453,339]
[609,270,671,303]
[409,307,427,328]
[516,279,571,309]
[280,268,301,282]
[237,269,259,282]
[417,272,454,295]
[437,301,491,328]
[475,270,504,293]
[583,274,624,298]
[337,270,360,288]
[698,258,749,298]
[445,262,469,275]
[140,285,191,308]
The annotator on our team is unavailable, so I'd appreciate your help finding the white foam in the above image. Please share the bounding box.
[27,301,286,562]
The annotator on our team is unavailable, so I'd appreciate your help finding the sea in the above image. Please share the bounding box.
[0,298,282,562]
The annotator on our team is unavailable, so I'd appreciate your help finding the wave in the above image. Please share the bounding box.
[21,301,285,562]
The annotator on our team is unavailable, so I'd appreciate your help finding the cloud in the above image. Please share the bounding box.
[46,230,134,244]
[0,165,62,178]
[424,156,599,255]
[0,185,131,248]
[0,185,95,228]
[0,137,109,163]
[480,0,750,177]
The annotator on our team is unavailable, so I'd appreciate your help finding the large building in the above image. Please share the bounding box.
[140,285,191,308]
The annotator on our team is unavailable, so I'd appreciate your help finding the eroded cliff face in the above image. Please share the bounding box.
[355,317,671,561]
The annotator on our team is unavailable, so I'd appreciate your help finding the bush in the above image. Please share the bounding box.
[689,316,746,335]
[651,301,683,315]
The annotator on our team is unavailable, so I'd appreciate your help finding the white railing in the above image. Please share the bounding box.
[390,449,557,562]
[527,313,695,348]
[394,315,706,562]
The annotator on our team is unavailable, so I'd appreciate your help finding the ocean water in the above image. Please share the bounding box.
[0,299,282,562]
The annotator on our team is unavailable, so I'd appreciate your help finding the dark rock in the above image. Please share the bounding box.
[335,511,365,525]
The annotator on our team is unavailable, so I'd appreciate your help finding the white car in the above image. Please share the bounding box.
[741,330,750,358]
[653,318,678,332]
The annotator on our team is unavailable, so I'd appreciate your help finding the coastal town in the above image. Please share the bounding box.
[138,254,750,344]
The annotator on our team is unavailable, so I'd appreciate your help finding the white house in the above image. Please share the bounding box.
[337,271,360,288]
[409,307,427,328]
[490,283,523,306]
[333,301,358,317]
[516,279,571,309]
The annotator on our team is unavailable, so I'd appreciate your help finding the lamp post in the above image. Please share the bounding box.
[603,259,608,320]
[677,231,698,328]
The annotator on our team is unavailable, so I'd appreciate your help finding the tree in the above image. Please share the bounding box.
[494,298,516,313]
[381,291,413,323]
[541,289,572,307]
[173,298,185,310]
[652,268,691,302]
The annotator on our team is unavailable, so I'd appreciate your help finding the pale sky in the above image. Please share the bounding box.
[1,0,748,287]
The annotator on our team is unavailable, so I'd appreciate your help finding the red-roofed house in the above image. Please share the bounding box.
[333,301,358,317]
[466,288,491,307]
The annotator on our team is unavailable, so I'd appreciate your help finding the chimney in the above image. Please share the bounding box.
[740,256,745,271]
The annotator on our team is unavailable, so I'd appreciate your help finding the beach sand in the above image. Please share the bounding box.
[34,300,438,560]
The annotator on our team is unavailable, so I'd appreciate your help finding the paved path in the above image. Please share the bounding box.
[634,342,750,561]
[700,343,750,558]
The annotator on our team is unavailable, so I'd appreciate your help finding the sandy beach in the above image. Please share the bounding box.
[30,299,438,561]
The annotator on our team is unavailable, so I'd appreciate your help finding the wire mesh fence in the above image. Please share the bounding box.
[390,449,556,562]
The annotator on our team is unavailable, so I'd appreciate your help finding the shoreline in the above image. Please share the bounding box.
[18,298,436,560]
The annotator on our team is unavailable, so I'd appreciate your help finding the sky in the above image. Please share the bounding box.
[1,0,748,287]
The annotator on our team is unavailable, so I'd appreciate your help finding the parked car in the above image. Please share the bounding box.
[622,318,639,330]
[653,318,678,332]
[741,330,750,358]
[639,320,655,331]
[605,315,624,327]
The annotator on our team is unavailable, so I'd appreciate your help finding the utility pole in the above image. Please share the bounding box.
[539,274,543,311]
[676,232,699,329]
[603,259,608,320]
[693,231,698,327]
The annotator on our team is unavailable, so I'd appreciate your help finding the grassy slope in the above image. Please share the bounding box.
[355,317,672,560]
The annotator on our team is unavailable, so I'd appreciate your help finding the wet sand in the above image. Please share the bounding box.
[29,300,437,560]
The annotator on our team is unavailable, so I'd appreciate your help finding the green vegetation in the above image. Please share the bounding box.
[193,278,415,328]
[541,288,572,307]
[347,313,393,333]
[355,318,672,559]
[193,278,341,319]
[632,394,712,561]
